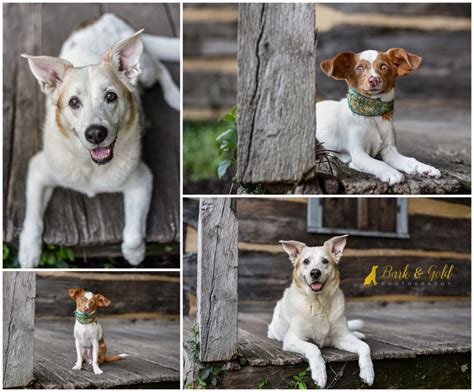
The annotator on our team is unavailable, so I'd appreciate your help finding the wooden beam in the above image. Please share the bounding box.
[197,198,238,362]
[237,4,316,184]
[3,272,36,388]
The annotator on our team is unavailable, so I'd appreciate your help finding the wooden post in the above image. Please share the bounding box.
[197,198,238,362]
[3,272,36,388]
[237,3,317,184]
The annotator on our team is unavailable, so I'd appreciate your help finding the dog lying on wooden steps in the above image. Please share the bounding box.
[19,14,179,268]
[317,48,441,185]
[69,287,127,375]
[268,235,374,388]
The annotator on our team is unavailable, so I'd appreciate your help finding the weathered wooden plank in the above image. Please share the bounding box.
[33,319,179,389]
[184,71,237,107]
[197,198,239,362]
[324,3,471,17]
[3,272,36,388]
[184,21,238,57]
[4,3,180,247]
[235,199,471,252]
[35,272,180,317]
[237,4,316,184]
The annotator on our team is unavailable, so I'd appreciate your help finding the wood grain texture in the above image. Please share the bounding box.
[197,198,238,362]
[185,302,471,388]
[35,272,180,317]
[33,319,179,388]
[3,3,180,247]
[3,272,36,388]
[237,4,316,183]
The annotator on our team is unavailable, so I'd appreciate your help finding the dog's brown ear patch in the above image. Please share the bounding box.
[68,287,85,300]
[320,51,356,80]
[94,294,111,307]
[279,240,306,264]
[386,48,422,76]
[324,235,349,264]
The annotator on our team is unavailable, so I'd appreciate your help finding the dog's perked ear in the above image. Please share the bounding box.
[279,240,306,264]
[103,29,144,84]
[386,48,422,76]
[324,235,348,264]
[21,55,72,94]
[68,287,85,300]
[94,294,111,307]
[320,51,356,80]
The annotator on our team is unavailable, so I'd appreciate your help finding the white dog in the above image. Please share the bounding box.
[268,235,374,388]
[19,14,179,267]
[317,48,441,185]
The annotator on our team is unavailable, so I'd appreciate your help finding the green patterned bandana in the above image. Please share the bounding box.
[346,88,394,117]
[74,310,97,324]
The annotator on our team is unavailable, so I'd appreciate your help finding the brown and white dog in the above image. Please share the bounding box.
[69,287,127,375]
[317,48,441,185]
[268,236,374,388]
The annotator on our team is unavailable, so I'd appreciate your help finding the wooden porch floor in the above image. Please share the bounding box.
[185,301,471,388]
[34,318,180,389]
[3,4,180,250]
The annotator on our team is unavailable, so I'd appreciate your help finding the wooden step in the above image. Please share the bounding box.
[184,302,471,388]
[34,319,179,389]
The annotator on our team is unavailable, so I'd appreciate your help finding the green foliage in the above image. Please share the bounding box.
[3,243,75,268]
[185,323,227,389]
[288,367,311,389]
[216,106,237,180]
[183,121,227,183]
[257,378,269,388]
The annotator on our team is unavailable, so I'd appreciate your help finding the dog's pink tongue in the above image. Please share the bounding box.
[90,147,111,161]
[311,282,323,291]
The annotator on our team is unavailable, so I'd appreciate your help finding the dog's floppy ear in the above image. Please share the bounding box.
[320,51,356,80]
[68,288,85,301]
[279,240,306,264]
[324,235,348,264]
[21,55,72,94]
[386,48,422,76]
[94,294,111,307]
[103,29,144,84]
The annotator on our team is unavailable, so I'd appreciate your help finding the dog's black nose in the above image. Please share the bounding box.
[310,269,321,279]
[85,125,108,144]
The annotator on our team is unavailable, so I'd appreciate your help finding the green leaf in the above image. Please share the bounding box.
[217,159,233,179]
[197,377,207,387]
[3,244,10,259]
[216,128,236,142]
[200,367,211,380]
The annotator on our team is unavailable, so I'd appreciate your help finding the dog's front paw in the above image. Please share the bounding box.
[93,366,104,375]
[309,356,327,388]
[378,169,405,185]
[72,362,82,371]
[18,231,42,268]
[415,163,441,178]
[359,361,374,386]
[122,241,146,266]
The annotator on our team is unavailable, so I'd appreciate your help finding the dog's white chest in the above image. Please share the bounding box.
[74,321,102,348]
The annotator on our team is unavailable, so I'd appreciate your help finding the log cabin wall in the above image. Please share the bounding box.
[184,198,471,314]
[183,3,470,121]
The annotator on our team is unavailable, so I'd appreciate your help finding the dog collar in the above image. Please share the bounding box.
[347,88,394,117]
[74,310,97,324]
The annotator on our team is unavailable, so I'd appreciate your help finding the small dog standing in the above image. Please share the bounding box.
[317,48,441,185]
[19,14,180,267]
[268,235,374,388]
[69,287,127,375]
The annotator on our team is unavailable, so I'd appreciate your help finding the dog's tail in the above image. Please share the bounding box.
[347,319,364,331]
[105,353,128,362]
[142,34,180,62]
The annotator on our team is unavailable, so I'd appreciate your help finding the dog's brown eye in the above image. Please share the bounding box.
[69,97,81,109]
[322,258,329,264]
[105,91,117,103]
[303,258,310,265]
